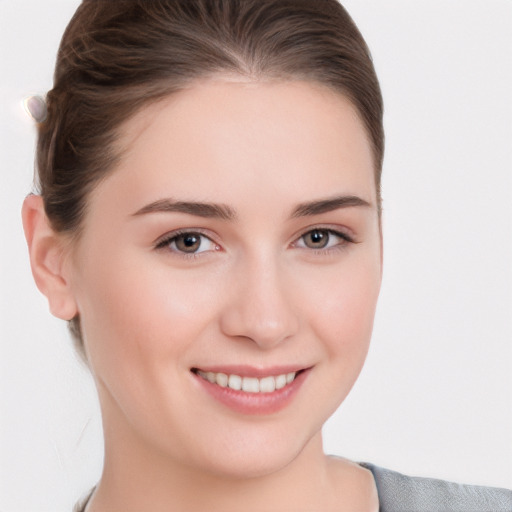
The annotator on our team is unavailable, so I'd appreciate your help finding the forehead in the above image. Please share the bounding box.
[99,79,377,214]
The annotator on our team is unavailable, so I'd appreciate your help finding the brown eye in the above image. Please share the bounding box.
[301,229,330,249]
[295,228,352,251]
[156,231,217,254]
[174,233,202,253]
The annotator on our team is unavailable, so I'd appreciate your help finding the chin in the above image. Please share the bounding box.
[196,448,300,481]
[184,424,320,481]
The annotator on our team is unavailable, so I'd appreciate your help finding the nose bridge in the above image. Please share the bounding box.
[220,248,298,348]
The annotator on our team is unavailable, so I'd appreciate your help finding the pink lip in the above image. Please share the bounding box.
[191,367,310,415]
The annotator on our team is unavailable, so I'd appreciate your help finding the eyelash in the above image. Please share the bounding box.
[154,227,355,257]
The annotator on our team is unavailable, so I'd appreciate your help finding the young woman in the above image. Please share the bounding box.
[19,1,512,511]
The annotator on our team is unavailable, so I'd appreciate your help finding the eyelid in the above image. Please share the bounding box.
[293,224,355,242]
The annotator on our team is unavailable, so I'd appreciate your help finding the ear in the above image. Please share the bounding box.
[22,195,78,320]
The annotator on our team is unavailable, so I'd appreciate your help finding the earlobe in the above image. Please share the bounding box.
[21,195,78,320]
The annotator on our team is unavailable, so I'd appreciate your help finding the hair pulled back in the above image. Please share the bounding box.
[36,0,384,354]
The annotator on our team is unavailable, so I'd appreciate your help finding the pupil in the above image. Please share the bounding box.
[311,231,324,243]
[183,235,198,247]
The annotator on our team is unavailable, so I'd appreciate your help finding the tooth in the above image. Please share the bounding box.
[242,377,259,393]
[275,374,287,389]
[199,370,298,392]
[216,373,228,387]
[228,374,242,391]
[259,376,276,393]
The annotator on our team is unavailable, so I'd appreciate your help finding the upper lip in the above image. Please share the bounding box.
[191,364,310,378]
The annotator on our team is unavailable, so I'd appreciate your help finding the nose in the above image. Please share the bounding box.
[219,255,299,349]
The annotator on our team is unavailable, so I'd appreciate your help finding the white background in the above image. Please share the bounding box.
[1,1,511,511]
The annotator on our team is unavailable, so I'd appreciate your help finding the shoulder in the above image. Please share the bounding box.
[360,462,512,512]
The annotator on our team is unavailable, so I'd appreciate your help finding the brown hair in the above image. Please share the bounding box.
[36,0,384,355]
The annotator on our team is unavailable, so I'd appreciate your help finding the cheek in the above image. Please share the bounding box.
[287,253,381,430]
[306,254,381,361]
[74,250,222,377]
[74,252,230,444]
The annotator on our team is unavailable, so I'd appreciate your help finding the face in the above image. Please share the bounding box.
[67,80,382,478]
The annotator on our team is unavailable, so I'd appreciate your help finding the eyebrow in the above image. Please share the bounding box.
[132,194,371,221]
[132,199,236,220]
[291,195,372,218]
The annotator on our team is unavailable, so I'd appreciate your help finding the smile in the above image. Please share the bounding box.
[191,366,310,414]
[193,369,298,393]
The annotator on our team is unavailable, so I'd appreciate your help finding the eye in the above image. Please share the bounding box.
[156,231,218,254]
[295,228,352,250]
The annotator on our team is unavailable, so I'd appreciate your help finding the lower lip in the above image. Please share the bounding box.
[192,370,309,415]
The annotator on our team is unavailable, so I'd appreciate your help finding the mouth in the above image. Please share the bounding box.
[190,367,310,414]
[191,368,304,393]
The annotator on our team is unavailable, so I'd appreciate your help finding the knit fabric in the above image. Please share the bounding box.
[360,462,512,512]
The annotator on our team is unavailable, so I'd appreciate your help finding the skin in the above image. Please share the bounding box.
[23,79,382,511]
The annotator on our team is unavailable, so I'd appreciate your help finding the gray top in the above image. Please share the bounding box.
[360,463,512,512]
[74,464,512,511]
